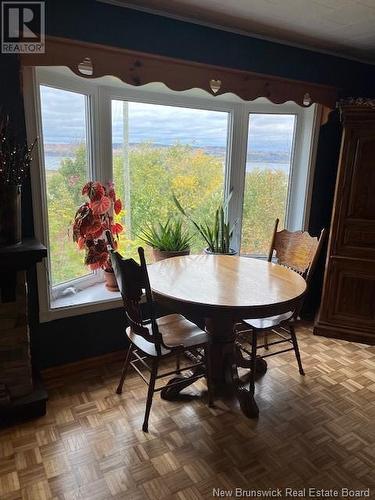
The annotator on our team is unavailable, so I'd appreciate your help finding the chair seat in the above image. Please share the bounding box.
[127,314,209,357]
[242,311,294,331]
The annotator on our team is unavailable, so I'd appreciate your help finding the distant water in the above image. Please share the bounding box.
[44,154,74,170]
[246,162,289,173]
[44,153,290,174]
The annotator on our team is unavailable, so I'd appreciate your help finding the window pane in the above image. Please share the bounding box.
[241,113,296,256]
[112,100,228,259]
[40,85,91,286]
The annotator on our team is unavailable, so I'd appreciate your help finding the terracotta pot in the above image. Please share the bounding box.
[104,270,119,291]
[204,247,237,256]
[152,248,190,262]
[0,184,22,246]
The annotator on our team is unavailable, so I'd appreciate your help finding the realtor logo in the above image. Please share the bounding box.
[1,1,45,53]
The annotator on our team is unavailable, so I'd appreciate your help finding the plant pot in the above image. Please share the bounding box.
[104,270,119,292]
[152,248,190,262]
[204,248,237,256]
[0,184,22,247]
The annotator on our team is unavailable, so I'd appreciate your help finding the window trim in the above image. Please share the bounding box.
[23,66,319,322]
[101,84,235,247]
[239,109,299,256]
[36,76,105,294]
[38,83,103,298]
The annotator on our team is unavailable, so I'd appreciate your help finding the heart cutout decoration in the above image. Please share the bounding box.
[78,57,94,76]
[209,79,222,94]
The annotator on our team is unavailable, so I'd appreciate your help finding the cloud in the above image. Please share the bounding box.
[40,86,87,144]
[40,86,295,153]
[248,114,295,152]
[112,101,229,148]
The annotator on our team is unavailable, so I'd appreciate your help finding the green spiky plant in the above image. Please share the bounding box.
[173,193,235,254]
[138,217,193,252]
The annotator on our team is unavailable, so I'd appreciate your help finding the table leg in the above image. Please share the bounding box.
[205,317,259,418]
[160,315,236,401]
[235,343,268,375]
[160,316,264,418]
[205,317,237,389]
[160,349,205,401]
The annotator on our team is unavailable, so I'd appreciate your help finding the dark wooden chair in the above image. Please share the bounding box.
[108,244,214,432]
[236,219,326,407]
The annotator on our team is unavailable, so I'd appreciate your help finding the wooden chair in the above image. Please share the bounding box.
[108,244,214,432]
[236,219,326,405]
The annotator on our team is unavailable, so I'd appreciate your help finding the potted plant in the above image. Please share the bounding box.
[72,181,124,291]
[173,194,236,255]
[0,115,37,246]
[138,217,192,262]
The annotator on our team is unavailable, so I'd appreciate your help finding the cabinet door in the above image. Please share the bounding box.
[319,258,375,336]
[333,128,375,260]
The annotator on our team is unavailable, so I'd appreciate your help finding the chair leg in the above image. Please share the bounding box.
[289,324,305,376]
[264,330,269,350]
[249,329,258,396]
[203,344,214,407]
[176,352,181,374]
[142,358,158,433]
[116,344,134,395]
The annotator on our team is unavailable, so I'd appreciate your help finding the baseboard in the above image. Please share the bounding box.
[41,349,125,380]
[314,322,375,346]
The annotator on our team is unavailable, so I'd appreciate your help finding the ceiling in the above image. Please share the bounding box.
[104,0,375,64]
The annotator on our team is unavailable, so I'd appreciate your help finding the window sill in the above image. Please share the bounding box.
[41,281,123,322]
[240,253,268,260]
[52,281,122,308]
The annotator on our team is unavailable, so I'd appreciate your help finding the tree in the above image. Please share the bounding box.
[46,145,88,285]
[241,168,288,255]
[113,143,224,256]
[46,142,289,284]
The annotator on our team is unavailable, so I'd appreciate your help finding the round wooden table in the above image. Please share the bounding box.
[148,254,307,417]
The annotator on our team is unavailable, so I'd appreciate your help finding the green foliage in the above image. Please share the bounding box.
[138,218,192,251]
[113,143,224,257]
[46,144,89,285]
[241,168,288,255]
[46,141,289,285]
[173,194,234,254]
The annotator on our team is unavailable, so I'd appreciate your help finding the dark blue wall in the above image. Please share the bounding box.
[46,0,374,96]
[1,0,374,367]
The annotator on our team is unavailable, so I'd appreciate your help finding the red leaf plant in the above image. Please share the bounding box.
[72,181,123,271]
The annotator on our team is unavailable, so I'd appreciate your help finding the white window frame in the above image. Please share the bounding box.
[39,81,102,299]
[23,66,319,322]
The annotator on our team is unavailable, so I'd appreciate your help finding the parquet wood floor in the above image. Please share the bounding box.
[1,323,375,500]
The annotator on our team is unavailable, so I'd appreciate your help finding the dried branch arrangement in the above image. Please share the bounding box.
[0,115,37,186]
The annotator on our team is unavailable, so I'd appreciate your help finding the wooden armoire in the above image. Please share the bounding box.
[314,99,375,345]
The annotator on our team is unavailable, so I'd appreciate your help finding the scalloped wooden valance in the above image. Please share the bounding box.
[20,36,338,108]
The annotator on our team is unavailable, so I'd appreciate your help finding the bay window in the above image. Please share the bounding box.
[111,100,229,258]
[23,67,318,321]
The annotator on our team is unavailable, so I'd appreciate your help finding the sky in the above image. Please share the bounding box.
[40,85,296,153]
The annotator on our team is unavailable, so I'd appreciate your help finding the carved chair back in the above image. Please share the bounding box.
[268,219,326,285]
[106,236,164,354]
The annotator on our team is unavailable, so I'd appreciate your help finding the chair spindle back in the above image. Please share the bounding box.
[106,233,162,352]
[268,219,326,284]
